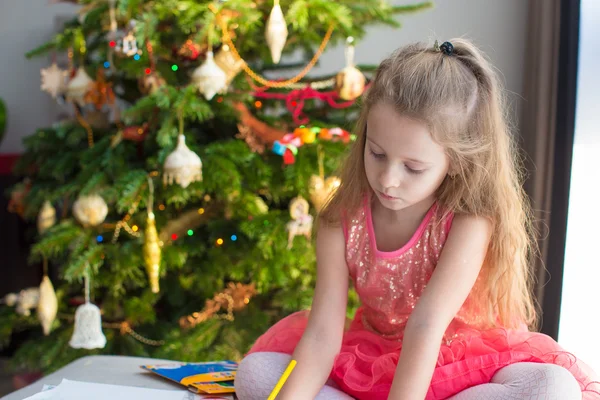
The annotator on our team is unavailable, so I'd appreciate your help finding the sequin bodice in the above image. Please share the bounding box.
[344,198,486,342]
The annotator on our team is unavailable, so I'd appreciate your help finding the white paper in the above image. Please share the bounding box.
[23,379,196,400]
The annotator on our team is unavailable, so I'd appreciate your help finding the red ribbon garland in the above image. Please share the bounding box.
[252,84,371,125]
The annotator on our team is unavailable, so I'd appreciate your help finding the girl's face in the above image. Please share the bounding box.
[364,102,450,212]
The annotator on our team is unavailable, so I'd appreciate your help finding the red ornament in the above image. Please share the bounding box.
[283,148,295,165]
[122,123,149,142]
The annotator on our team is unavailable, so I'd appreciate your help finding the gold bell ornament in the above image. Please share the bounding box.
[143,177,162,293]
[308,146,341,212]
[334,37,365,101]
[265,0,288,64]
[37,200,56,234]
[69,269,106,349]
[72,194,109,227]
[309,175,340,212]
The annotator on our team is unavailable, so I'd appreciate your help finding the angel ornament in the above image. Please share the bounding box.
[286,196,314,249]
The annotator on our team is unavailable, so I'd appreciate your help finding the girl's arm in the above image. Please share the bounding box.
[388,214,493,400]
[278,222,349,400]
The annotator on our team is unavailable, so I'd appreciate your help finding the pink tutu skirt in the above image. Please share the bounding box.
[248,308,600,399]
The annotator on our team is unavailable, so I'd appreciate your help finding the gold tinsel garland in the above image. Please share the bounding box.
[179,282,257,329]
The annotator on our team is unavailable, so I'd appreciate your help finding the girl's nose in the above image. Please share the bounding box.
[379,164,402,189]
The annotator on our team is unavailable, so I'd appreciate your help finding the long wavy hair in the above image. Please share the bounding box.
[320,39,537,330]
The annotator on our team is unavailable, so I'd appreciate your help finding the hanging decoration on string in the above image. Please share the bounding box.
[115,20,142,57]
[265,0,288,64]
[37,200,56,235]
[69,267,107,349]
[309,146,341,212]
[335,37,366,101]
[178,38,205,61]
[37,258,58,336]
[84,69,116,110]
[192,23,227,100]
[214,45,244,83]
[143,177,162,293]
[66,67,94,106]
[286,196,313,249]
[211,3,334,89]
[163,111,203,188]
[40,63,68,99]
[72,194,109,228]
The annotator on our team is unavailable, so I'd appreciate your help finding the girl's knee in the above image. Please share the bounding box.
[234,352,292,400]
[493,362,581,399]
[539,364,581,398]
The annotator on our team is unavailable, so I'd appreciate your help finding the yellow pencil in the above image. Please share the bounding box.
[266,359,297,400]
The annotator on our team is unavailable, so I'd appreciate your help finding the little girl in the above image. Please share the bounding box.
[234,39,600,399]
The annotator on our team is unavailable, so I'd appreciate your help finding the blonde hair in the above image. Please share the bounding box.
[321,39,537,330]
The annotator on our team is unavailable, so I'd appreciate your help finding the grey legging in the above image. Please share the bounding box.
[234,352,582,399]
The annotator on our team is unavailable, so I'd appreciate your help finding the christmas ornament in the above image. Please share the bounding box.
[334,37,365,101]
[40,63,67,98]
[265,0,288,64]
[163,134,203,188]
[121,124,149,142]
[138,72,166,95]
[216,5,333,88]
[309,175,341,212]
[235,123,265,153]
[66,67,94,106]
[272,126,353,164]
[72,194,108,227]
[214,45,244,83]
[37,200,56,234]
[1,287,39,316]
[177,39,204,61]
[192,51,227,100]
[116,31,141,57]
[84,70,116,110]
[37,274,58,336]
[143,178,161,293]
[286,196,313,249]
[69,271,106,349]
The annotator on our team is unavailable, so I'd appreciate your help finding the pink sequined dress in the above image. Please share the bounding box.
[248,198,600,399]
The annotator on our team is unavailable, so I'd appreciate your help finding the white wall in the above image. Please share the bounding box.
[0,0,80,154]
[0,0,528,154]
[560,0,600,373]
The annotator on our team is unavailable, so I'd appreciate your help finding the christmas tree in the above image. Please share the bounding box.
[3,0,431,373]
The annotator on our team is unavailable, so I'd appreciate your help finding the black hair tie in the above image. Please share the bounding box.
[439,41,454,55]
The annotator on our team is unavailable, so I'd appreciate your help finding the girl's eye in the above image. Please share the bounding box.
[370,149,385,159]
[406,166,426,175]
